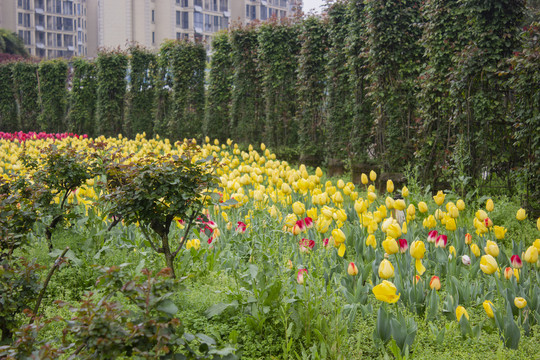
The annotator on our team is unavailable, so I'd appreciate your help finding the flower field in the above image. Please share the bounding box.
[0,132,539,359]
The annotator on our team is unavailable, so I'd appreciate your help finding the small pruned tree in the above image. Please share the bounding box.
[103,141,229,278]
[21,144,96,250]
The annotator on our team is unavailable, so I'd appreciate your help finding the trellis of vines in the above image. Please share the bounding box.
[37,59,68,133]
[67,58,97,137]
[127,46,156,138]
[0,63,17,132]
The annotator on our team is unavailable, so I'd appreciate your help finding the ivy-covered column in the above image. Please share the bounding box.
[258,20,301,150]
[13,62,39,132]
[68,58,97,137]
[296,16,328,166]
[0,63,17,132]
[96,51,128,137]
[204,32,233,142]
[127,46,156,138]
[230,25,264,145]
[169,40,206,140]
[38,59,68,133]
[153,41,175,138]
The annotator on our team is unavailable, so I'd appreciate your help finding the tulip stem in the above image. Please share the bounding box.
[395,254,404,292]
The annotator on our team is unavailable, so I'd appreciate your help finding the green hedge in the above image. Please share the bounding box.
[0,63,17,132]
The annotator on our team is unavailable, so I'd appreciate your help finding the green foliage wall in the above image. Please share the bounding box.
[67,58,97,137]
[364,0,423,171]
[169,41,206,140]
[12,62,39,132]
[325,1,353,163]
[204,32,233,142]
[37,59,68,133]
[296,16,328,162]
[0,63,17,132]
[153,42,175,137]
[230,26,264,145]
[96,51,128,138]
[127,46,156,138]
[257,20,301,149]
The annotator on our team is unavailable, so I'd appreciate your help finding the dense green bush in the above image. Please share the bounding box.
[37,59,68,133]
[67,58,97,137]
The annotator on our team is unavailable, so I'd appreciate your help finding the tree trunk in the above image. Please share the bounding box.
[161,235,176,279]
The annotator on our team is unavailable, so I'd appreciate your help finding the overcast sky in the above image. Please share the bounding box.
[302,0,325,14]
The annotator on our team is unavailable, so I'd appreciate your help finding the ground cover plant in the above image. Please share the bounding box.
[0,132,539,359]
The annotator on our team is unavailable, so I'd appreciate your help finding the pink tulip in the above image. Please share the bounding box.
[511,255,522,269]
[297,268,308,284]
[399,238,408,253]
[427,230,438,243]
[435,234,447,248]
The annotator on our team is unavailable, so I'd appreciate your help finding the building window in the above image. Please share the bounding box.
[246,5,256,19]
[205,14,211,31]
[194,0,202,7]
[204,0,209,10]
[194,12,203,29]
[260,5,267,20]
[64,17,73,31]
[152,31,155,44]
[220,0,228,11]
[212,0,218,11]
[57,33,62,46]
[182,0,189,7]
[280,10,286,18]
[152,10,155,23]
[182,12,189,29]
[24,13,31,27]
[18,13,23,25]
[280,0,286,7]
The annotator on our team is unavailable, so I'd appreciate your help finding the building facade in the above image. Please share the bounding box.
[0,0,89,58]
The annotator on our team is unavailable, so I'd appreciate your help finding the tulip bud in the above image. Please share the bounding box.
[414,275,421,284]
[480,255,498,275]
[378,259,395,279]
[418,201,428,213]
[402,186,409,197]
[462,255,471,266]
[297,269,308,284]
[456,306,469,321]
[399,239,408,253]
[382,237,399,255]
[456,199,466,211]
[348,262,358,276]
[471,243,481,257]
[483,300,495,318]
[484,240,500,257]
[361,173,368,184]
[534,238,540,251]
[510,254,522,269]
[287,259,293,269]
[427,230,438,243]
[386,180,394,193]
[430,276,441,291]
[523,246,538,263]
[366,234,377,248]
[484,217,493,228]
[448,246,456,259]
[504,267,513,280]
[514,297,527,309]
[369,170,377,182]
[486,199,494,212]
[435,234,448,248]
[516,208,526,221]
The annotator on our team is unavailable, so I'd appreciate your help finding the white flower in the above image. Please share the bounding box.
[462,255,471,266]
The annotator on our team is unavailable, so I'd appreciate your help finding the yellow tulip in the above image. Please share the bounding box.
[385,196,395,209]
[367,192,377,202]
[394,199,406,211]
[338,243,346,257]
[523,246,538,263]
[306,207,318,221]
[418,201,428,213]
[410,240,426,259]
[483,300,495,318]
[372,280,400,304]
[534,239,540,251]
[387,180,394,193]
[361,173,368,185]
[292,202,306,216]
[475,210,488,221]
[445,218,456,231]
[449,245,456,258]
[456,199,465,211]
[386,223,402,239]
[402,222,407,234]
[366,234,377,248]
[284,213,297,227]
[514,297,527,309]
[493,226,507,240]
[537,217,540,231]
[486,199,494,212]
[456,306,469,322]
[378,259,395,279]
[415,259,426,275]
[484,240,500,257]
[433,191,445,206]
[480,255,498,275]
[382,237,399,255]
[471,243,481,257]
[407,204,415,217]
[369,170,377,182]
[402,186,409,197]
[448,205,459,218]
[332,228,346,244]
[429,276,441,291]
[516,208,526,221]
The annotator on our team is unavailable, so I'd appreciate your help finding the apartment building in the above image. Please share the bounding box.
[88,0,302,56]
[235,0,302,25]
[89,0,231,56]
[0,0,89,58]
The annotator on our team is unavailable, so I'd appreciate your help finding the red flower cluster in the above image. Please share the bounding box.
[0,131,87,142]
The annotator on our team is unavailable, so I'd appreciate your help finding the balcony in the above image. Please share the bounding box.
[35,8,44,14]
[36,42,45,49]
